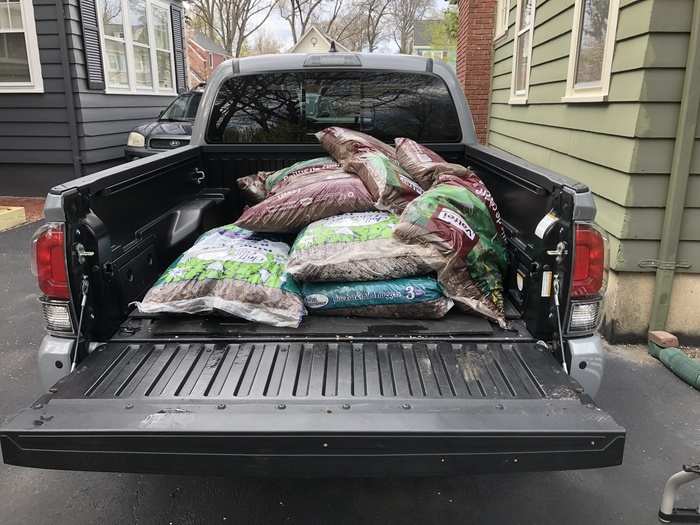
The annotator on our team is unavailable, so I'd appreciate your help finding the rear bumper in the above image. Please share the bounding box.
[1,398,625,476]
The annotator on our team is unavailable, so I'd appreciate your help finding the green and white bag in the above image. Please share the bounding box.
[302,276,453,319]
[135,225,306,327]
[287,211,443,282]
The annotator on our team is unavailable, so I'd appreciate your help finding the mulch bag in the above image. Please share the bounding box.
[394,171,508,327]
[265,156,340,194]
[235,169,374,233]
[287,211,443,282]
[237,171,271,204]
[344,152,423,213]
[302,276,453,319]
[134,225,306,327]
[316,127,396,163]
[394,137,470,190]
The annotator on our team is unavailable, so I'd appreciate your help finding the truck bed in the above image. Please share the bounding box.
[1,313,625,476]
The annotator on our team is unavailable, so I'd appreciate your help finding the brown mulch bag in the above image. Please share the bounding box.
[394,137,470,190]
[316,127,396,163]
[394,171,508,327]
[344,151,423,213]
[235,169,375,233]
[237,171,272,204]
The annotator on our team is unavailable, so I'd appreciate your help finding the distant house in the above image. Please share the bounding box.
[457,0,700,342]
[289,26,350,53]
[187,30,232,87]
[0,0,188,195]
[412,20,456,70]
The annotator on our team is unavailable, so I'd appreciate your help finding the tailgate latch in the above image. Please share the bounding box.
[75,243,95,264]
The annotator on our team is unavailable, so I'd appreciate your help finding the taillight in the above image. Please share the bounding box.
[32,223,70,300]
[572,223,606,297]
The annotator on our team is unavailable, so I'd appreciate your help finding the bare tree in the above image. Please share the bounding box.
[190,0,278,57]
[279,0,325,43]
[322,0,364,50]
[360,0,391,52]
[390,0,430,54]
[245,29,284,54]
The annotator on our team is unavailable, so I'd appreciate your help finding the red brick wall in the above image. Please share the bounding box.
[457,0,497,143]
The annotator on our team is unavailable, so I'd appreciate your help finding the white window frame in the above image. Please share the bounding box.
[96,0,176,95]
[509,0,535,105]
[0,0,44,93]
[562,0,620,103]
[494,0,510,41]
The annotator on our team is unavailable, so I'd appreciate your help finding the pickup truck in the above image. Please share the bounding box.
[0,53,625,477]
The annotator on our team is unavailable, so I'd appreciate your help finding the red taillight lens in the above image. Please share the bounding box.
[32,223,70,299]
[572,224,606,297]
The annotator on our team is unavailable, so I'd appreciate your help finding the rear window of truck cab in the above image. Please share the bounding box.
[206,71,463,144]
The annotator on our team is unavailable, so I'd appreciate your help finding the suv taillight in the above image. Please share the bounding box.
[32,223,70,300]
[572,224,605,297]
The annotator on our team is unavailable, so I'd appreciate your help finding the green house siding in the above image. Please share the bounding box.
[488,0,699,273]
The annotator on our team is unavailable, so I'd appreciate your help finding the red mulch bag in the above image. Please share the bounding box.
[394,137,470,190]
[266,157,341,195]
[316,127,396,163]
[235,169,374,233]
[394,170,508,327]
[344,152,423,213]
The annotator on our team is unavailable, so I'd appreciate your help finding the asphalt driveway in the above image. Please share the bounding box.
[0,222,698,525]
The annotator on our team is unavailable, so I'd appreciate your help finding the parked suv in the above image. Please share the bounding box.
[125,85,204,159]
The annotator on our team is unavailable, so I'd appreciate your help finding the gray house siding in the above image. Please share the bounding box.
[0,0,183,195]
[0,0,74,196]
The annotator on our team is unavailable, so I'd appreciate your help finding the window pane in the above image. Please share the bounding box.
[207,71,462,144]
[132,45,152,88]
[152,5,169,49]
[105,38,128,86]
[514,32,529,92]
[156,49,172,89]
[518,0,535,30]
[128,0,148,45]
[8,2,23,30]
[100,0,124,39]
[0,4,10,30]
[575,0,609,85]
[0,32,30,82]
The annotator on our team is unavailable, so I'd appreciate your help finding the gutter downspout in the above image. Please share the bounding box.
[648,0,700,331]
[55,0,82,179]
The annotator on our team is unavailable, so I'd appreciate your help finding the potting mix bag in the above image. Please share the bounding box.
[302,276,453,319]
[287,212,443,282]
[235,169,375,233]
[237,171,271,204]
[316,127,396,163]
[394,172,508,327]
[265,156,341,194]
[344,152,423,213]
[394,138,470,190]
[135,225,306,327]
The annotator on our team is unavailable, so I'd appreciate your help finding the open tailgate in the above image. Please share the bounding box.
[1,339,625,476]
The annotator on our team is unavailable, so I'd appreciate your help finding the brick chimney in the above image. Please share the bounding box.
[456,0,496,144]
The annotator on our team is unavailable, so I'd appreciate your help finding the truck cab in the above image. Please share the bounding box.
[0,53,624,476]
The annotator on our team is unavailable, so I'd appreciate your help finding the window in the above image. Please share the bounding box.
[97,0,175,93]
[494,0,510,40]
[0,0,43,92]
[510,0,535,103]
[563,0,620,102]
[207,71,462,144]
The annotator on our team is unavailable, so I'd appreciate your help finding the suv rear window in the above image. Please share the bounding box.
[206,71,462,144]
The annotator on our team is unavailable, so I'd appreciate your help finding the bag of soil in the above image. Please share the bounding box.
[316,127,396,163]
[264,157,341,194]
[394,137,470,190]
[344,152,423,213]
[287,211,443,282]
[235,168,374,233]
[237,171,271,204]
[394,171,508,327]
[135,225,306,327]
[302,276,453,319]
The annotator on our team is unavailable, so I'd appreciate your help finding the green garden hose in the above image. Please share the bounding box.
[648,342,700,391]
